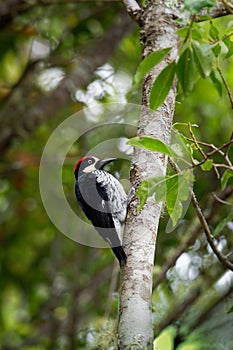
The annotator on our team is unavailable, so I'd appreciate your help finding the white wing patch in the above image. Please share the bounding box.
[94,169,127,241]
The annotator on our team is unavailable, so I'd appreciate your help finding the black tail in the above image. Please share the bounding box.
[112,246,127,267]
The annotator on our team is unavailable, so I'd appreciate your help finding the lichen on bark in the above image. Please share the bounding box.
[118,1,182,349]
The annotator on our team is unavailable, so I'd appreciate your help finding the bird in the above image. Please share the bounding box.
[74,156,127,266]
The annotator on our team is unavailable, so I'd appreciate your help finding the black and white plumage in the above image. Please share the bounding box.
[74,156,127,266]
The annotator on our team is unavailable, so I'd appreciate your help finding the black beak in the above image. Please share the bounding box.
[98,158,116,170]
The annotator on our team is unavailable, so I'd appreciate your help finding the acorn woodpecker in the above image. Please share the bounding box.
[74,156,127,266]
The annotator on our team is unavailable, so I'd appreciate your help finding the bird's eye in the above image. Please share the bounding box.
[88,159,92,164]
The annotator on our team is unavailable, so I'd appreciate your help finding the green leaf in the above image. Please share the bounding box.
[212,43,221,57]
[153,177,167,203]
[200,159,213,171]
[223,36,231,49]
[184,0,216,13]
[133,47,171,85]
[213,212,233,236]
[147,177,167,201]
[166,175,180,211]
[176,26,203,40]
[209,21,219,40]
[227,306,233,314]
[176,47,196,93]
[136,176,167,210]
[150,61,176,110]
[166,170,193,226]
[176,132,194,158]
[191,27,203,40]
[225,45,233,59]
[176,27,189,39]
[192,42,212,78]
[127,136,177,157]
[137,170,194,225]
[168,199,183,227]
[224,37,233,59]
[136,180,149,210]
[221,169,233,190]
[210,70,222,97]
[209,22,221,57]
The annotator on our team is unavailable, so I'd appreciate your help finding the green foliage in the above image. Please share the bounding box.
[176,47,196,93]
[129,134,195,227]
[127,136,177,157]
[0,2,233,350]
[154,326,177,350]
[213,212,233,236]
[136,12,233,109]
[221,169,233,190]
[175,17,233,103]
[200,159,213,171]
[137,169,194,227]
[150,61,176,110]
[133,47,171,85]
[224,36,233,59]
[130,119,232,228]
[209,70,222,96]
[184,0,216,14]
[209,21,219,41]
[227,306,233,314]
[192,42,212,78]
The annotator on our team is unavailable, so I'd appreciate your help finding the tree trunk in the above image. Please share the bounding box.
[118,1,182,349]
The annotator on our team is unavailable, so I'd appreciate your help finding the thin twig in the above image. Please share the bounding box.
[211,192,233,206]
[153,176,233,289]
[168,158,233,271]
[189,124,207,159]
[191,191,233,271]
[185,137,233,156]
[214,163,233,170]
[183,15,195,45]
[209,31,233,45]
[216,64,233,109]
[188,125,221,176]
[186,136,233,170]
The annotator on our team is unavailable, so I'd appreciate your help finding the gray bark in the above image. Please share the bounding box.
[118,1,182,349]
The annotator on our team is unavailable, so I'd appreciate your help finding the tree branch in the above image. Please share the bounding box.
[154,288,202,337]
[186,136,233,166]
[216,64,233,109]
[118,1,182,348]
[153,223,202,289]
[187,284,233,333]
[195,1,233,22]
[191,191,233,271]
[153,186,233,289]
[121,0,143,25]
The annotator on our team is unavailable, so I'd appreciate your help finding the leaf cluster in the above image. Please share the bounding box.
[128,125,233,228]
[134,5,233,110]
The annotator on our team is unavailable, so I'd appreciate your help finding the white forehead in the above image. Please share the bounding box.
[83,156,99,173]
[91,156,99,163]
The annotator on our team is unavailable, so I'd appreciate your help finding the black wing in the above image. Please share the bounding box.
[75,172,121,247]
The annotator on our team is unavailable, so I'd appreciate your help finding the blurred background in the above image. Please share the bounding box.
[0,1,233,349]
